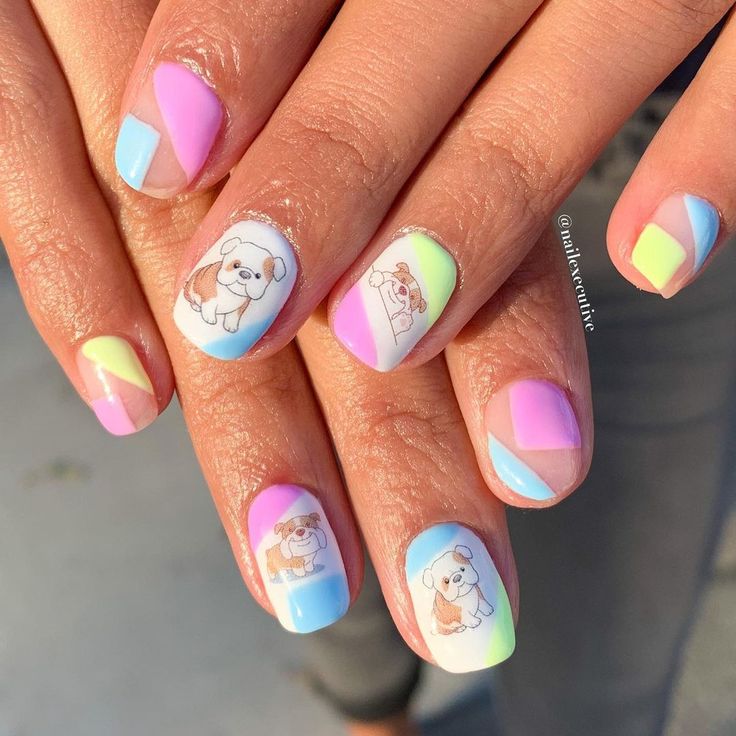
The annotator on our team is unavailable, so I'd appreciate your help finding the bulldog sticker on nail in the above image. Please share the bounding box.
[333,232,456,371]
[248,485,350,634]
[174,220,297,360]
[406,523,515,673]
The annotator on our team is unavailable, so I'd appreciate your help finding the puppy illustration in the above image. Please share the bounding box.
[183,237,286,333]
[368,262,427,337]
[266,513,327,581]
[422,545,494,635]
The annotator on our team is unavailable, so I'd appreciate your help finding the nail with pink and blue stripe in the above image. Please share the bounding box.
[116,62,223,198]
[248,485,350,633]
[485,379,582,502]
[333,233,457,371]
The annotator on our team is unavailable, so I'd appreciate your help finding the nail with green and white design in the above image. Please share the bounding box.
[405,523,515,673]
[333,232,457,371]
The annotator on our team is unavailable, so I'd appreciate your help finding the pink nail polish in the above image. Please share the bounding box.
[115,62,223,198]
[76,336,158,436]
[484,379,581,501]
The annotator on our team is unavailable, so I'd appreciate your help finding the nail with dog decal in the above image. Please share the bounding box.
[405,523,515,673]
[115,62,223,197]
[173,220,297,360]
[248,485,350,633]
[333,232,456,371]
[485,379,581,501]
[76,336,158,436]
[629,193,720,298]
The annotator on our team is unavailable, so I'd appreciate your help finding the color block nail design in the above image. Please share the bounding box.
[630,194,719,298]
[115,62,223,197]
[485,380,581,501]
[76,336,158,436]
[333,233,456,371]
[248,485,349,633]
[173,220,297,360]
[406,523,514,673]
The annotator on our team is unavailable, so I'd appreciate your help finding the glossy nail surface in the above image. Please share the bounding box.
[115,62,223,197]
[248,485,349,634]
[406,523,514,673]
[76,336,158,436]
[485,379,581,501]
[630,193,719,298]
[333,233,456,371]
[173,220,297,360]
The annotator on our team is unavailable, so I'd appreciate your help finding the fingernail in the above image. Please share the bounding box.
[76,336,158,436]
[485,379,581,501]
[629,193,720,298]
[248,485,350,633]
[174,220,297,360]
[333,232,456,371]
[406,523,515,673]
[115,62,223,197]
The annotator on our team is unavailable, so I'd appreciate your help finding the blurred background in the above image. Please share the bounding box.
[1,94,736,735]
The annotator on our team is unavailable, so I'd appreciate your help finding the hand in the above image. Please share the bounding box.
[0,0,593,674]
[115,0,735,369]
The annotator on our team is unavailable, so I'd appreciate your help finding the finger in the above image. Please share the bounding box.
[0,0,172,435]
[608,15,736,298]
[446,229,593,508]
[111,0,338,198]
[172,0,543,361]
[177,345,363,633]
[298,311,518,673]
[330,0,733,370]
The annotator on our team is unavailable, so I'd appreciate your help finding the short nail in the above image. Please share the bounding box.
[115,62,223,197]
[174,220,297,360]
[76,336,158,436]
[406,523,515,673]
[485,379,581,501]
[333,232,456,371]
[629,193,720,298]
[248,485,350,633]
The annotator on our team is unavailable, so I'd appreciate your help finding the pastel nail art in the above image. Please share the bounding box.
[485,379,581,501]
[405,523,514,673]
[115,62,223,196]
[76,336,158,436]
[630,194,719,298]
[173,220,297,360]
[248,485,350,633]
[333,233,456,371]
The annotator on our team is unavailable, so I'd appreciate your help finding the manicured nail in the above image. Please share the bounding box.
[405,523,514,673]
[173,220,297,360]
[76,336,158,436]
[248,485,349,633]
[485,379,581,501]
[629,193,720,298]
[115,62,223,197]
[333,232,456,371]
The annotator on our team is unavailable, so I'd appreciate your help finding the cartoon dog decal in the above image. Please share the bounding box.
[183,237,287,333]
[422,545,494,635]
[266,513,327,581]
[368,262,427,338]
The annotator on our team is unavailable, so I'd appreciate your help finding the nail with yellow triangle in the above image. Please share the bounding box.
[76,336,158,436]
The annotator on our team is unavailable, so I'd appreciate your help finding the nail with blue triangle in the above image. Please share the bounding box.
[484,379,582,503]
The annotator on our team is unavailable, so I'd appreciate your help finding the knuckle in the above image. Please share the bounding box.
[347,385,465,483]
[273,86,402,203]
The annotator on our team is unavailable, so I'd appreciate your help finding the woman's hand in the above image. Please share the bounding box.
[0,0,593,673]
[115,0,736,368]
